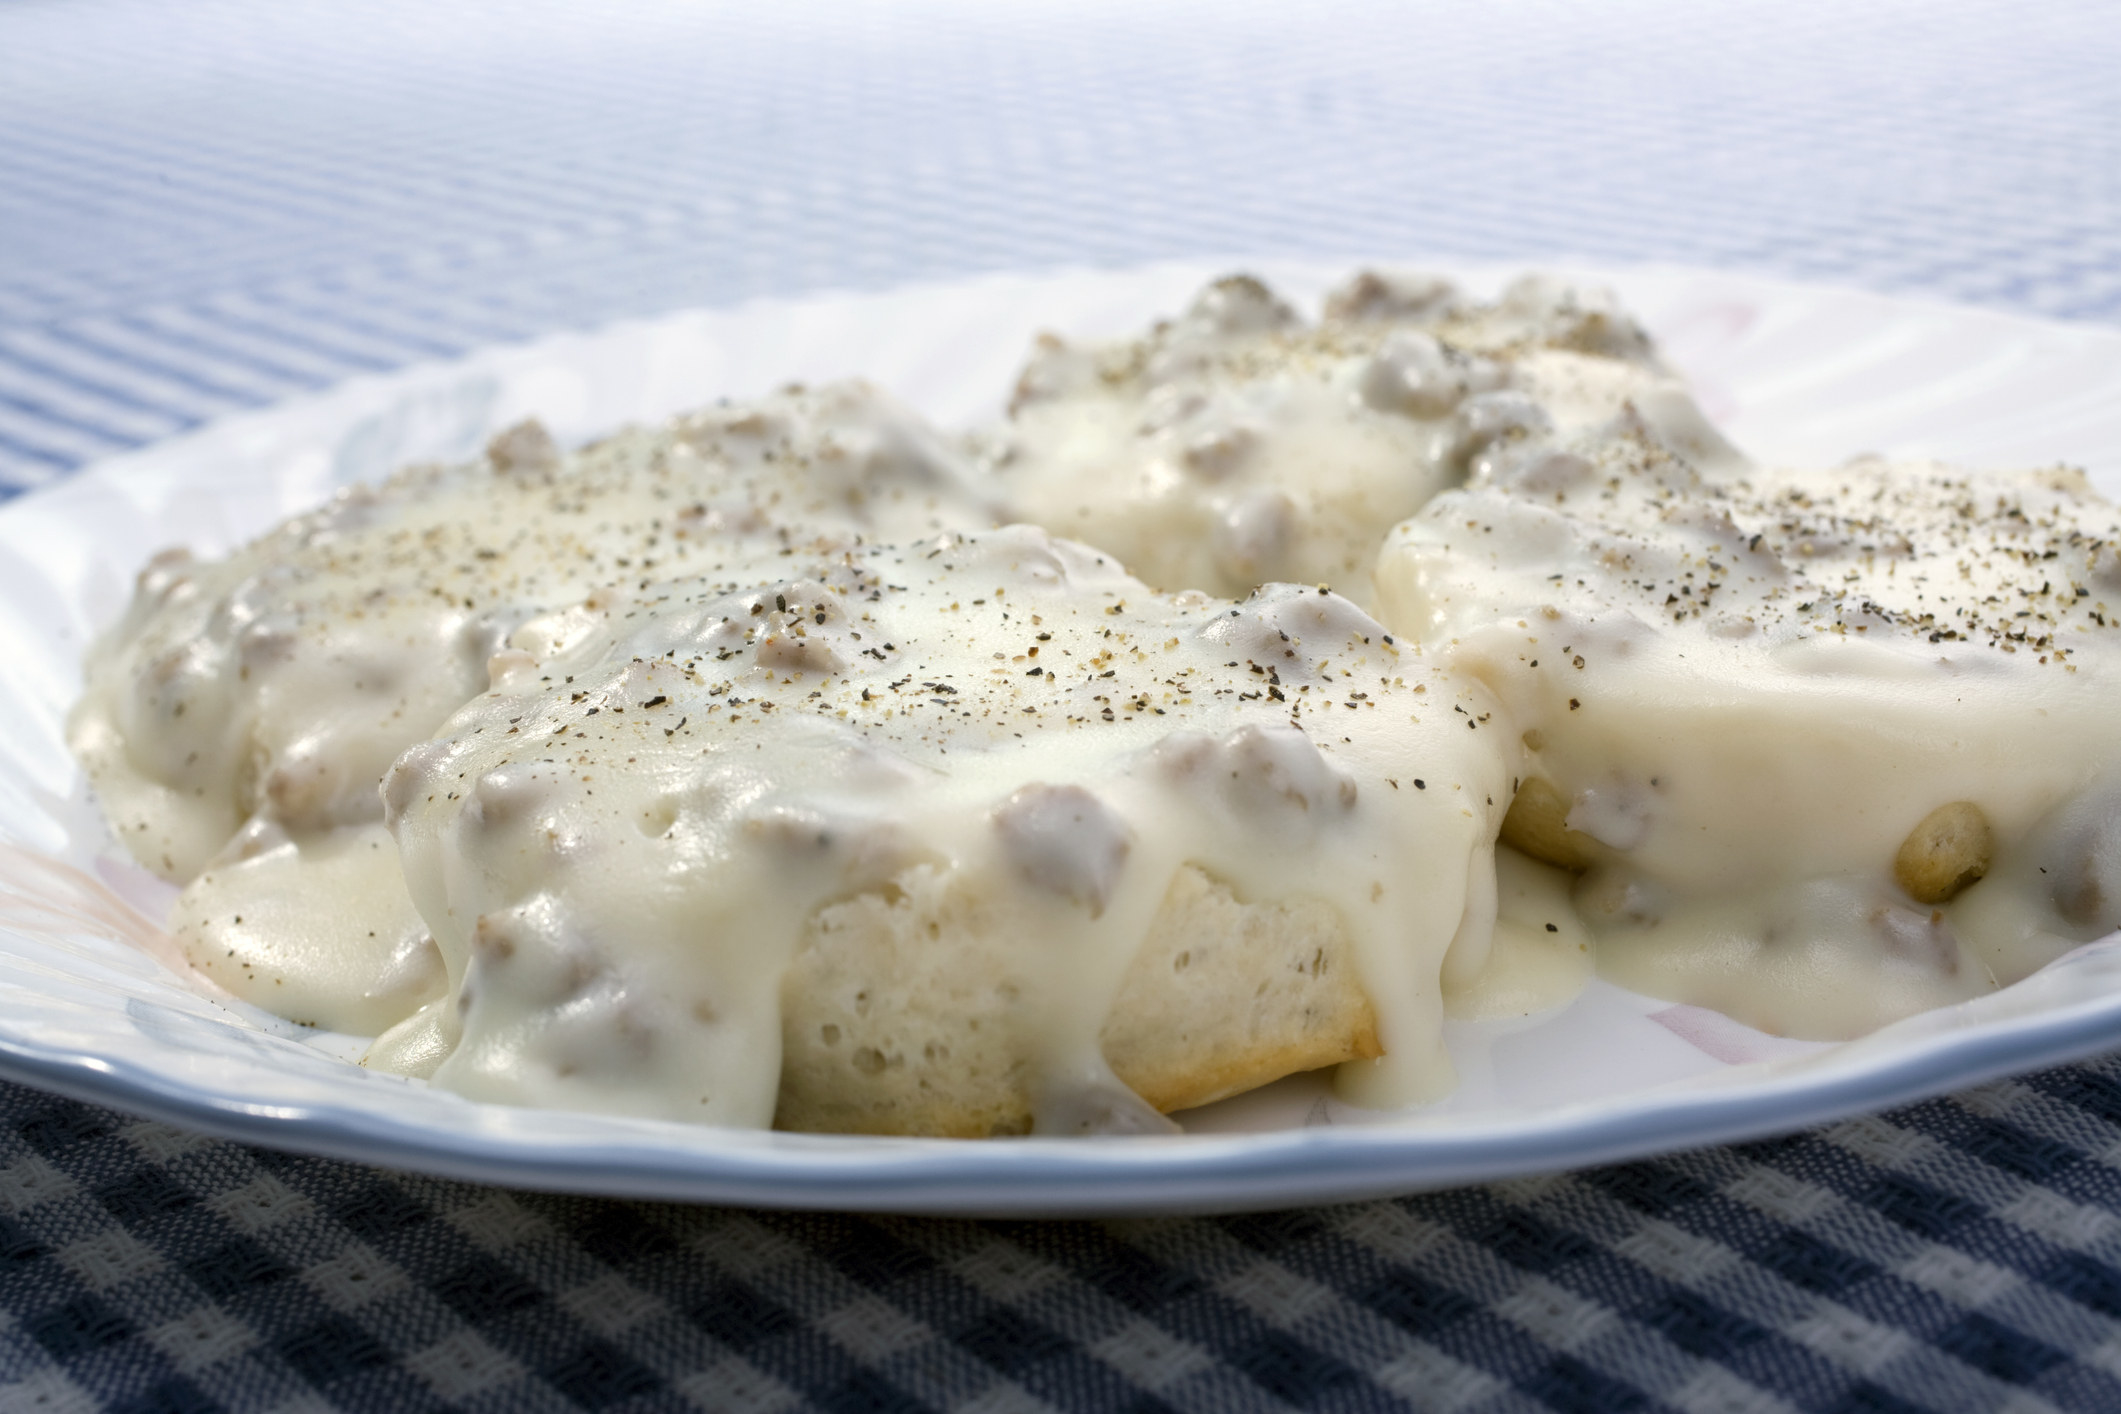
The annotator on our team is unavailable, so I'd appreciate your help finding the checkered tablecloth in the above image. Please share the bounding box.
[3,2,2121,1409]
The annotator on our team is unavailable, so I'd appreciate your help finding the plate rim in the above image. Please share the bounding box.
[5,953,2121,1216]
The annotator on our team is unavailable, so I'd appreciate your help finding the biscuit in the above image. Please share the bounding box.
[777,862,1378,1136]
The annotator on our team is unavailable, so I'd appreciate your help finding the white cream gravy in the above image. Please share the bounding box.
[374,526,1514,1128]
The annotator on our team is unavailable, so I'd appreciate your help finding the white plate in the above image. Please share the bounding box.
[2,262,2119,1217]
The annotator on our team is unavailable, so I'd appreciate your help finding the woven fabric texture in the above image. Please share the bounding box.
[3,1,2121,1410]
[2,0,2119,491]
[9,1069,2121,1413]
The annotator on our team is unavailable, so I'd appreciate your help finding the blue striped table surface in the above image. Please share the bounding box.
[3,2,2120,1410]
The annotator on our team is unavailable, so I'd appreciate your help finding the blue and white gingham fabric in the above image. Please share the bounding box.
[4,2,2121,1409]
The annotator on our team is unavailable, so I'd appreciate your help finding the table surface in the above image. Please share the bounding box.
[4,2,2121,1410]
